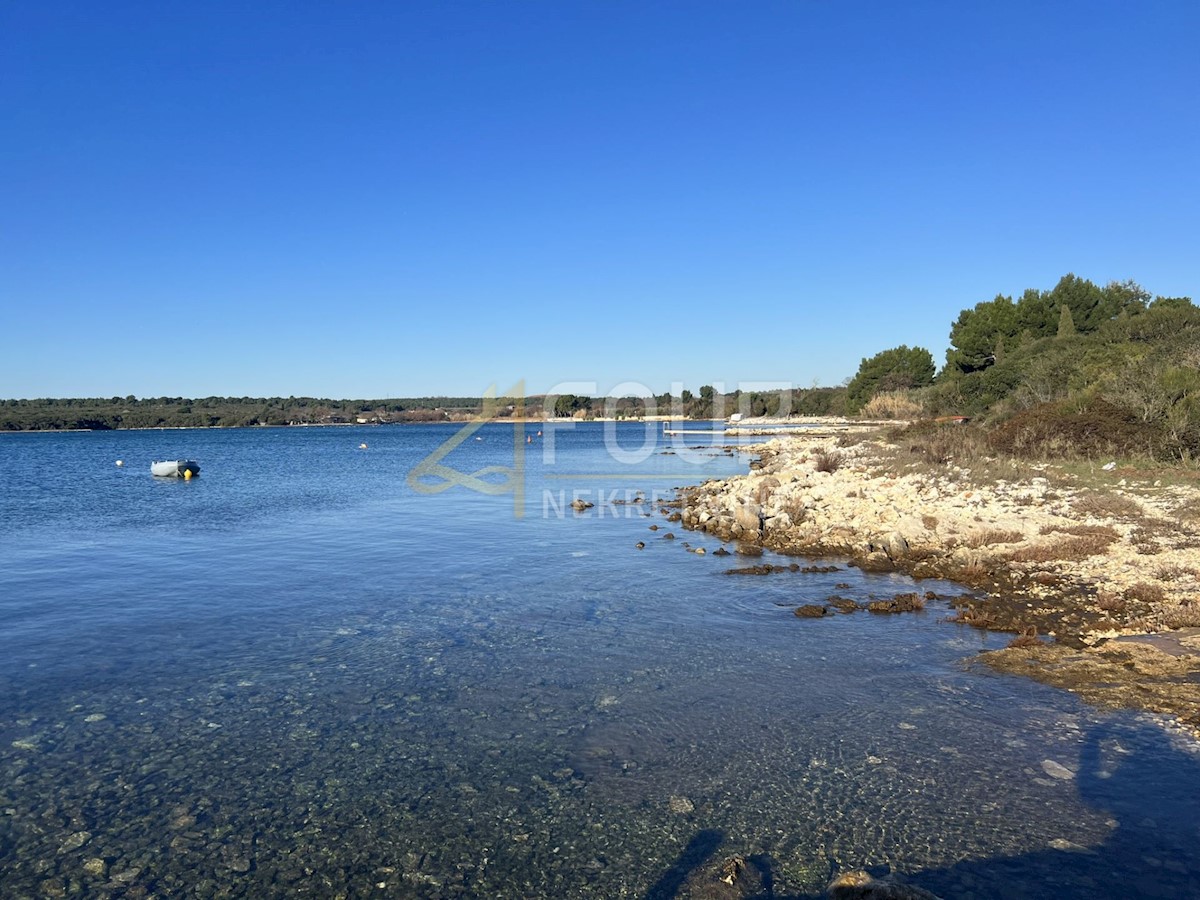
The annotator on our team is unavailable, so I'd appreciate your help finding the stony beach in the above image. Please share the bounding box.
[670,421,1200,737]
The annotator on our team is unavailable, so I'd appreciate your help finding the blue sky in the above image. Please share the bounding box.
[3,1,1197,399]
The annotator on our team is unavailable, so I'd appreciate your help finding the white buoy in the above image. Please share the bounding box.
[115,460,124,467]
[359,442,368,449]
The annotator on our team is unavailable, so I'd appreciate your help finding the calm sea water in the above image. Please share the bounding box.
[1,423,1198,898]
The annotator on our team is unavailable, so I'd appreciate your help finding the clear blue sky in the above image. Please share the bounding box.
[3,1,1197,400]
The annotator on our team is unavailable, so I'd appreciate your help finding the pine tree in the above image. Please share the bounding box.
[1057,304,1076,338]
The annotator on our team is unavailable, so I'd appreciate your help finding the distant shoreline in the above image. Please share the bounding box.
[0,415,785,435]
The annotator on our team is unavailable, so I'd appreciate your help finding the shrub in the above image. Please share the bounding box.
[1070,493,1144,520]
[1125,582,1167,604]
[1162,601,1200,629]
[1009,532,1118,562]
[890,420,990,466]
[987,400,1166,460]
[813,449,845,473]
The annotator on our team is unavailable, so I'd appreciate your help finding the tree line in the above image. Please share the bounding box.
[846,273,1199,461]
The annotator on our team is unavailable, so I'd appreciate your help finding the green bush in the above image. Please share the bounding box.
[987,400,1166,460]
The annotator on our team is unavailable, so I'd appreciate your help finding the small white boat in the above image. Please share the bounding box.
[151,459,200,478]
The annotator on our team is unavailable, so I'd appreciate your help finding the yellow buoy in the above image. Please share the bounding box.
[183,469,193,479]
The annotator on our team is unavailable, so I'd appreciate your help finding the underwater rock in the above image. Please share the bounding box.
[668,796,694,814]
[827,869,942,899]
[1041,759,1076,780]
[679,853,771,899]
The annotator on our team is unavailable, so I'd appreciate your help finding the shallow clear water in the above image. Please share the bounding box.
[1,423,1199,898]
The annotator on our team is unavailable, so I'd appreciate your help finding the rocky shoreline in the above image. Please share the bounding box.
[670,424,1200,736]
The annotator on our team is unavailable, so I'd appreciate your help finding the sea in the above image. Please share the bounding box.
[1,422,1198,898]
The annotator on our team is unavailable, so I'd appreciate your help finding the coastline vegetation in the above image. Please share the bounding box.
[5,273,1195,460]
[857,273,1199,464]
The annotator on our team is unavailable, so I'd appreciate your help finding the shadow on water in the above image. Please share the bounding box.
[647,721,1200,899]
[645,829,727,900]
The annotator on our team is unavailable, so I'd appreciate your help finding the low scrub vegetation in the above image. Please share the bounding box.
[812,448,845,473]
[1009,531,1118,563]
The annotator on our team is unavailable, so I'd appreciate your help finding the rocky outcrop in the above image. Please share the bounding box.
[671,428,1200,734]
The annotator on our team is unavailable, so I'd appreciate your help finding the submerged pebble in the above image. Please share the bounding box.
[1041,759,1076,780]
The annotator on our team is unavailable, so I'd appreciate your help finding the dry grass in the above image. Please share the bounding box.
[1007,627,1041,649]
[861,391,925,420]
[965,528,1024,548]
[1071,491,1145,520]
[1009,531,1119,563]
[1161,601,1200,629]
[1125,582,1167,604]
[1153,564,1200,581]
[1038,523,1120,539]
[921,514,939,532]
[813,449,845,473]
[1097,591,1127,613]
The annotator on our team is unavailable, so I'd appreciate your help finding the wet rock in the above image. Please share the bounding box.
[680,854,771,899]
[827,596,861,613]
[570,499,593,511]
[1041,759,1076,780]
[735,543,763,557]
[636,542,645,550]
[82,858,107,878]
[58,831,91,853]
[854,552,895,573]
[866,593,925,614]
[794,604,828,618]
[712,547,731,557]
[827,869,943,899]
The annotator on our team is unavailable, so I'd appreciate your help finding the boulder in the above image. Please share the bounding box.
[881,531,910,560]
[733,501,763,537]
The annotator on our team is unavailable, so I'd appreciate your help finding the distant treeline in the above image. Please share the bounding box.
[0,388,849,431]
[0,396,503,431]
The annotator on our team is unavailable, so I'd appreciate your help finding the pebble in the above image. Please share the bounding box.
[82,858,107,877]
[1041,759,1076,780]
[58,831,91,853]
[668,796,694,814]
